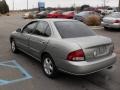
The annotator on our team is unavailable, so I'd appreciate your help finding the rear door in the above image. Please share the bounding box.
[29,21,51,59]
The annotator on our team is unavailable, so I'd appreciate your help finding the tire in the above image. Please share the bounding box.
[11,40,19,53]
[42,54,58,78]
[104,26,109,30]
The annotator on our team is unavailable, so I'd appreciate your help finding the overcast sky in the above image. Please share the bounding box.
[5,0,119,10]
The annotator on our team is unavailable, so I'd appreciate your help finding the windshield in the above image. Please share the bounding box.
[50,10,62,14]
[50,11,57,14]
[63,11,74,15]
[54,21,95,38]
[40,11,46,14]
[106,13,120,18]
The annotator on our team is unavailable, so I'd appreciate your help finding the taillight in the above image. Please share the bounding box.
[67,49,85,61]
[114,20,120,23]
[109,43,114,53]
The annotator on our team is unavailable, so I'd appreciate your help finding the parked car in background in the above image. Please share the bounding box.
[105,8,115,15]
[23,11,38,19]
[47,10,63,18]
[62,11,75,19]
[10,19,116,78]
[74,11,101,26]
[99,8,116,16]
[23,12,33,19]
[36,11,48,19]
[33,11,39,18]
[74,11,99,22]
[102,12,120,29]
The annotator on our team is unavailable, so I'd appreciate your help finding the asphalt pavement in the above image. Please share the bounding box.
[0,14,120,90]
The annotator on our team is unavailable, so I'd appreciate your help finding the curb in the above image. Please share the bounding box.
[89,26,104,30]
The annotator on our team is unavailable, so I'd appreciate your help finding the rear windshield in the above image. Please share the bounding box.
[54,21,95,38]
[77,11,98,18]
[106,13,120,18]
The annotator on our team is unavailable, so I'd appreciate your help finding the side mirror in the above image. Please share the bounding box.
[16,28,21,32]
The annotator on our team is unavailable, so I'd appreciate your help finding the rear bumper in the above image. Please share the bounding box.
[101,22,120,29]
[57,53,116,75]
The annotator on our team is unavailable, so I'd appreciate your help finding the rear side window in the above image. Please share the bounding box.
[54,21,95,38]
[33,21,51,37]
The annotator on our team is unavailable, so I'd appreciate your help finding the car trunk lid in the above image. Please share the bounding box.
[64,36,113,60]
[103,17,120,24]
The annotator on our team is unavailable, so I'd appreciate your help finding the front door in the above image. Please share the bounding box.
[16,21,38,52]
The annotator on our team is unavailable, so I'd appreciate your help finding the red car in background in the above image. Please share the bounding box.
[47,10,63,18]
[62,11,75,19]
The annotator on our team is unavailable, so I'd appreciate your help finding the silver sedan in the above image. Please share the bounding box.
[102,12,120,29]
[10,19,116,78]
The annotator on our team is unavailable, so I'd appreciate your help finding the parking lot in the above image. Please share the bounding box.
[0,14,120,90]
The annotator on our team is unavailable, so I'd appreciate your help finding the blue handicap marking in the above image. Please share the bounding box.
[0,60,32,86]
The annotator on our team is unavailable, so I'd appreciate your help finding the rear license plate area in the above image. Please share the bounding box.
[95,46,107,57]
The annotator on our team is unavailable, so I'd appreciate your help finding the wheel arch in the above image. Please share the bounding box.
[41,52,52,62]
[10,37,14,43]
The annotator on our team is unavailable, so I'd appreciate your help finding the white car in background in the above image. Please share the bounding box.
[102,12,120,29]
[23,11,38,19]
[99,8,116,15]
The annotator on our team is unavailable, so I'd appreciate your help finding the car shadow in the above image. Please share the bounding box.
[55,70,113,90]
[104,28,120,32]
[15,51,115,90]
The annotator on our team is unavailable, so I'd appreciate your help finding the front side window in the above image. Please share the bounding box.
[33,21,51,37]
[54,21,95,38]
[23,21,37,34]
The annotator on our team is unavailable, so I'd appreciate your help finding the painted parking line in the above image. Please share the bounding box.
[0,60,32,86]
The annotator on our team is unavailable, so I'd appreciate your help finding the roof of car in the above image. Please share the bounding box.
[113,12,120,14]
[35,18,77,22]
